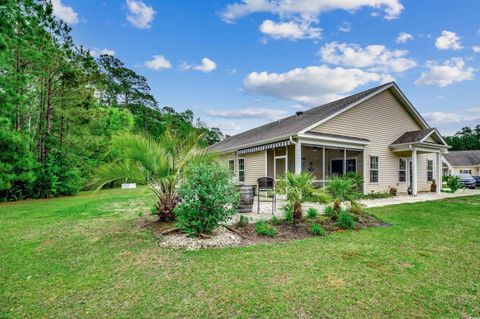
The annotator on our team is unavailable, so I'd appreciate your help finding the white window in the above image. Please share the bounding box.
[399,158,406,182]
[460,169,472,174]
[238,158,245,182]
[427,160,433,181]
[228,160,234,173]
[370,156,379,183]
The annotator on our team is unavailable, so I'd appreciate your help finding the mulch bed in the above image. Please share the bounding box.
[140,211,387,250]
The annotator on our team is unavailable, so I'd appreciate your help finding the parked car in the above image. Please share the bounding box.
[473,176,480,187]
[454,174,477,189]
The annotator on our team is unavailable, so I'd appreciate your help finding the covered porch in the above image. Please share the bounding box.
[237,132,369,192]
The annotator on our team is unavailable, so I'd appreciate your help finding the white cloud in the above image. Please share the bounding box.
[423,111,480,125]
[415,58,475,87]
[207,108,288,120]
[436,95,446,100]
[259,19,321,40]
[319,42,417,73]
[144,55,171,70]
[220,0,404,23]
[90,48,115,57]
[182,58,217,73]
[396,32,413,43]
[243,65,383,106]
[51,0,79,25]
[473,46,480,53]
[435,31,463,50]
[338,21,351,33]
[210,121,241,131]
[126,0,156,29]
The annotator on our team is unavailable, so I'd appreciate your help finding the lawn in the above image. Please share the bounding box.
[1,189,479,318]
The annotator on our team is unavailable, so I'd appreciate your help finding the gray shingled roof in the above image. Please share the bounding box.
[444,150,480,166]
[210,82,392,152]
[390,128,435,145]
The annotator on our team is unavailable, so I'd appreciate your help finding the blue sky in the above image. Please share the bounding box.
[52,0,480,135]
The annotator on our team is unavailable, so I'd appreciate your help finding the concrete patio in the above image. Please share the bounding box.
[240,189,480,222]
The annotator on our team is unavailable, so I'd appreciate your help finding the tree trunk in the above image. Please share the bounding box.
[293,201,302,223]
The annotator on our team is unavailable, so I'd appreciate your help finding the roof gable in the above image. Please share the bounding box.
[211,82,393,152]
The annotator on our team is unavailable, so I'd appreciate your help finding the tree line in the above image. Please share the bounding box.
[0,0,224,201]
[444,125,480,151]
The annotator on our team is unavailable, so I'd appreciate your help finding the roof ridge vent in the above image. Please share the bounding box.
[295,111,304,116]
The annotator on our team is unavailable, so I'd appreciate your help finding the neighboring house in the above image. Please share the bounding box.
[210,82,449,195]
[443,150,480,176]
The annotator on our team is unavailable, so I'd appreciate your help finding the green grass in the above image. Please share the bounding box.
[1,188,479,318]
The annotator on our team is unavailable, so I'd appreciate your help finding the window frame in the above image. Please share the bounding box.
[238,158,245,182]
[460,169,472,174]
[427,159,434,182]
[399,158,407,183]
[228,159,235,173]
[369,156,379,184]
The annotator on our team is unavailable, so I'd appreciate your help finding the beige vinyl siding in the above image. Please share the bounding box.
[453,166,480,175]
[243,151,266,185]
[311,89,432,193]
[218,153,235,173]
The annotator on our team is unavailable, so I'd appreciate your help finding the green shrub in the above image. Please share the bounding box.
[337,210,356,230]
[324,205,334,217]
[283,204,294,223]
[255,220,277,237]
[237,215,249,227]
[361,191,393,199]
[174,162,239,235]
[310,223,326,236]
[446,176,461,193]
[306,207,319,219]
[271,215,281,225]
[304,189,332,204]
[349,201,366,216]
[345,172,364,191]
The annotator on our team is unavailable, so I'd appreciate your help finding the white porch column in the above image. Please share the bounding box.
[436,152,442,194]
[295,141,302,174]
[362,146,367,194]
[412,147,418,196]
[343,147,347,176]
[264,150,268,176]
[322,145,326,186]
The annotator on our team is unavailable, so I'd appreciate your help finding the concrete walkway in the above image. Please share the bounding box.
[241,189,480,222]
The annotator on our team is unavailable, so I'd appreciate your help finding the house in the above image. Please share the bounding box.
[210,82,449,195]
[443,150,480,176]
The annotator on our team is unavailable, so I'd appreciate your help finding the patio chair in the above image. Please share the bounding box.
[257,177,276,214]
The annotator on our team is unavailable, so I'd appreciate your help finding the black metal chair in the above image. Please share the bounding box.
[257,177,275,214]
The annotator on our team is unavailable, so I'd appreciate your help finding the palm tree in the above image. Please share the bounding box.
[91,128,212,221]
[276,171,314,223]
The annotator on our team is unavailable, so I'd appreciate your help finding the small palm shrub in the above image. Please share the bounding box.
[325,176,357,202]
[255,220,277,237]
[276,172,314,223]
[310,223,326,236]
[271,215,281,225]
[306,207,319,219]
[237,215,249,227]
[174,162,239,235]
[337,210,355,230]
[446,176,461,193]
[324,205,334,217]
